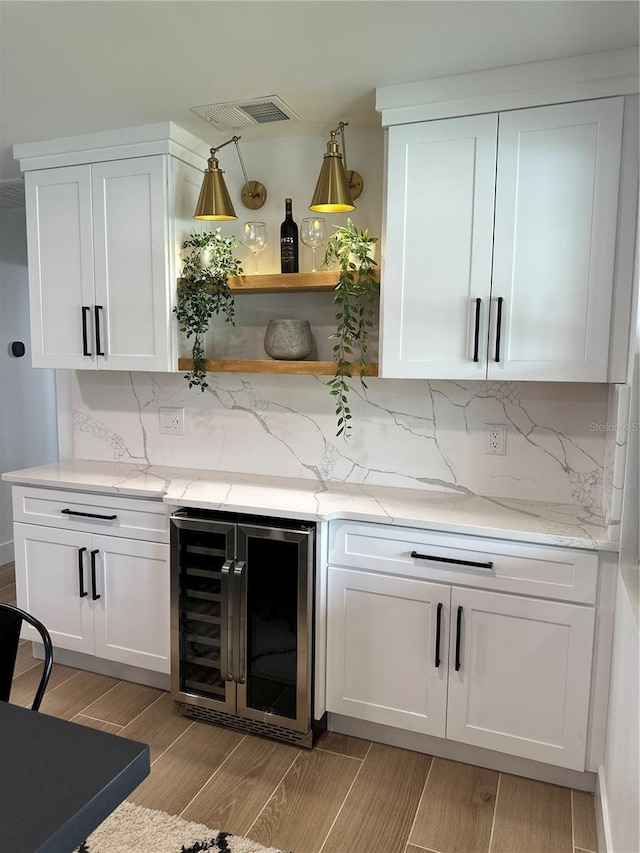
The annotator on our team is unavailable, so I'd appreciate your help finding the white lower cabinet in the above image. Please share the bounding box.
[446,586,594,770]
[14,522,170,674]
[327,569,449,736]
[327,566,595,771]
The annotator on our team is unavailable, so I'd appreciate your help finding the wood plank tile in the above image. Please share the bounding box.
[321,743,432,853]
[0,563,15,585]
[81,680,162,727]
[13,641,41,678]
[130,720,244,814]
[9,662,80,707]
[572,790,599,852]
[316,730,371,759]
[72,714,123,735]
[409,758,498,853]
[119,693,193,762]
[248,749,361,853]
[491,774,572,853]
[38,670,120,720]
[405,846,439,853]
[181,735,299,835]
[0,582,16,604]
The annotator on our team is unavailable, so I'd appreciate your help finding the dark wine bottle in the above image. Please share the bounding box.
[280,198,299,273]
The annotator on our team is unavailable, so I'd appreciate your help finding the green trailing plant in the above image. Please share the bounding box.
[324,219,379,439]
[174,229,242,391]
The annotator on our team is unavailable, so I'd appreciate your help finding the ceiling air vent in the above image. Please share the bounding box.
[191,96,299,131]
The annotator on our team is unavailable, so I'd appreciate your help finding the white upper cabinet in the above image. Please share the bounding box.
[26,156,174,371]
[25,165,95,369]
[381,97,625,381]
[17,123,207,372]
[382,115,498,379]
[491,98,624,381]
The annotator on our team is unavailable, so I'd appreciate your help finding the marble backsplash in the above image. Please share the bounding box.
[69,371,609,510]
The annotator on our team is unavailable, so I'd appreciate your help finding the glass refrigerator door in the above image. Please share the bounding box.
[235,524,314,733]
[170,517,237,714]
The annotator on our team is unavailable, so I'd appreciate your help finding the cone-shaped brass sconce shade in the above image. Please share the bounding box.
[194,152,237,221]
[309,134,355,213]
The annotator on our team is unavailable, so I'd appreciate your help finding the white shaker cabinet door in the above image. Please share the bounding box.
[13,523,95,655]
[446,586,595,770]
[92,156,173,372]
[490,97,624,381]
[381,114,497,379]
[327,568,449,736]
[24,165,96,369]
[91,534,170,674]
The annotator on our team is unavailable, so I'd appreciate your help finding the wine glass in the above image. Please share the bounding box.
[243,221,267,274]
[301,218,326,272]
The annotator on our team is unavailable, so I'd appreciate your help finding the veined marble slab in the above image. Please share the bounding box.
[2,459,612,551]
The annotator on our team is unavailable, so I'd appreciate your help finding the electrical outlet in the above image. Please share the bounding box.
[484,423,506,455]
[159,407,184,436]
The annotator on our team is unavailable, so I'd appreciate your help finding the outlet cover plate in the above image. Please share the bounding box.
[484,423,506,455]
[160,407,184,436]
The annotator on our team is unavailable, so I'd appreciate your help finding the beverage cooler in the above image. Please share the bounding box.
[170,509,316,746]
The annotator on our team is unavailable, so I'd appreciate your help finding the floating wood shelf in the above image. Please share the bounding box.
[178,358,379,377]
[177,272,341,294]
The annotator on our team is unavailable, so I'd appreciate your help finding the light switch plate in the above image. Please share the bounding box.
[159,407,184,436]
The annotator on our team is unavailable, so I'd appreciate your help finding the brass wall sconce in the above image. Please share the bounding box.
[194,135,267,221]
[309,121,364,213]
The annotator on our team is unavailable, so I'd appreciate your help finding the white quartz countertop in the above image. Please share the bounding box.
[2,459,614,551]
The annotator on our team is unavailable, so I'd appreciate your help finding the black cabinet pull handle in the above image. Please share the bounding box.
[435,602,442,668]
[81,307,92,357]
[494,296,504,362]
[94,305,105,356]
[78,547,87,598]
[90,549,100,601]
[473,298,481,363]
[455,606,463,671]
[410,551,493,570]
[61,509,117,521]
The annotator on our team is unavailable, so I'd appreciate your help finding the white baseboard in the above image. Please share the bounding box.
[328,713,597,792]
[0,540,14,567]
[596,766,613,853]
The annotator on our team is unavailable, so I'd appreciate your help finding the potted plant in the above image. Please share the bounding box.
[174,230,242,391]
[324,219,379,438]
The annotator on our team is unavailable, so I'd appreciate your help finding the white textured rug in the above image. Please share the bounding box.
[75,801,286,853]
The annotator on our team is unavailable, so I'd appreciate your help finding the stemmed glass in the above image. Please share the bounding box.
[301,217,326,272]
[243,221,267,274]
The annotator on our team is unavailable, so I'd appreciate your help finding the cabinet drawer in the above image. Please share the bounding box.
[329,521,598,604]
[12,486,169,543]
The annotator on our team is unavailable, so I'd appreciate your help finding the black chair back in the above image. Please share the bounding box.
[0,603,53,711]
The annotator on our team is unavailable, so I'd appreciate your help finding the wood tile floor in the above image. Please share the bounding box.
[1,562,599,853]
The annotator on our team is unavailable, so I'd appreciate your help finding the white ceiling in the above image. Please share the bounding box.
[1,0,638,181]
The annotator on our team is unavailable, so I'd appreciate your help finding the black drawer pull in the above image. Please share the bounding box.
[435,602,442,668]
[61,509,117,521]
[494,296,504,363]
[78,547,87,598]
[81,307,92,357]
[455,606,463,671]
[472,298,481,363]
[90,549,100,601]
[410,551,493,570]
[95,305,105,357]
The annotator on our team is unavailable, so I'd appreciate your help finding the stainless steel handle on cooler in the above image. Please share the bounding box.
[221,559,234,681]
[233,561,247,684]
